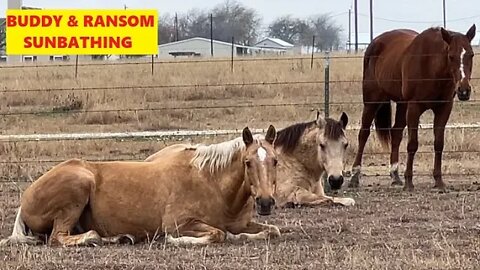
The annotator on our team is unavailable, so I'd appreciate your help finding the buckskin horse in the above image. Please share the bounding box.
[273,112,355,207]
[1,126,281,246]
[350,25,476,191]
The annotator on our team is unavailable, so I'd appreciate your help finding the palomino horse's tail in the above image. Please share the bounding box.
[374,102,392,148]
[0,207,41,246]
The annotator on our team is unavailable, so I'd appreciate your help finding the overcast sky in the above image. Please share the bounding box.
[2,0,480,43]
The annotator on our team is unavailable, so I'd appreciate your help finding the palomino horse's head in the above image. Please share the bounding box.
[440,24,476,101]
[316,112,349,190]
[242,125,278,216]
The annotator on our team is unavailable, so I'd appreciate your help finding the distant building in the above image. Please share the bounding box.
[157,37,288,59]
[255,37,294,54]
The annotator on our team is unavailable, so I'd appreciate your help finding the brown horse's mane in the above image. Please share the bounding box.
[275,119,345,153]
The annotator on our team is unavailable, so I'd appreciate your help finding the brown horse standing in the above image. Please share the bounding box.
[350,25,476,191]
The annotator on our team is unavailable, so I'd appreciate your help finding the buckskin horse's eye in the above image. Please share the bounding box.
[344,143,349,149]
[319,143,326,150]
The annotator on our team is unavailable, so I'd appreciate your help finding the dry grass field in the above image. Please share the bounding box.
[1,53,480,269]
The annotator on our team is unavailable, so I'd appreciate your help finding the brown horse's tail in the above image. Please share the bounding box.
[374,102,391,148]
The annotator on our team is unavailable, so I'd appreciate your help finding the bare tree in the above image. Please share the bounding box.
[307,14,342,51]
[0,19,6,53]
[267,15,309,44]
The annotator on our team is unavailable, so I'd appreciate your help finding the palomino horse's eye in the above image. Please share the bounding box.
[344,143,349,149]
[245,160,251,167]
[319,143,326,150]
[273,159,278,167]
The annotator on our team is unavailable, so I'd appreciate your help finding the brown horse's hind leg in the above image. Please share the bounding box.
[431,103,453,190]
[390,103,407,186]
[350,103,380,188]
[165,219,226,245]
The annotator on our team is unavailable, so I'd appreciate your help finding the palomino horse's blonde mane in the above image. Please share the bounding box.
[191,134,264,174]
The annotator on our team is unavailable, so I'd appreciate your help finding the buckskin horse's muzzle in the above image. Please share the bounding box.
[328,175,344,190]
[255,196,275,216]
[457,86,471,101]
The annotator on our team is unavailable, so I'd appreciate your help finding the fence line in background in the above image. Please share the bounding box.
[1,123,479,143]
[1,77,480,94]
[0,52,478,70]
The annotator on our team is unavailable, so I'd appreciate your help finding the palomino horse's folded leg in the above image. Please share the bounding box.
[53,230,103,247]
[227,221,281,241]
[165,220,226,246]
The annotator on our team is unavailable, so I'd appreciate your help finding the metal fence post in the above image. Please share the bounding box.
[324,51,330,118]
[74,55,79,79]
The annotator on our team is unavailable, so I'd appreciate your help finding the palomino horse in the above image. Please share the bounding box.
[0,126,281,246]
[350,25,476,191]
[273,112,355,207]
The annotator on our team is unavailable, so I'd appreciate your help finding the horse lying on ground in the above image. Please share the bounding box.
[273,112,355,207]
[350,25,476,191]
[0,126,280,246]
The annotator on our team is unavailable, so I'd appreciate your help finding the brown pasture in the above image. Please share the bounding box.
[1,53,480,269]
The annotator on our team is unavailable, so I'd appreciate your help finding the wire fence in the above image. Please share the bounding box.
[1,51,480,181]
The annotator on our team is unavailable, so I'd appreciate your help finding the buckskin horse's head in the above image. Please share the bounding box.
[242,125,278,216]
[441,24,476,101]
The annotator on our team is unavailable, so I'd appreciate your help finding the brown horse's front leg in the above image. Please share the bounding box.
[432,103,453,190]
[404,104,425,191]
[227,221,281,242]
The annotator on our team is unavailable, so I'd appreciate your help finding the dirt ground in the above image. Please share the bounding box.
[1,176,480,270]
[1,54,480,269]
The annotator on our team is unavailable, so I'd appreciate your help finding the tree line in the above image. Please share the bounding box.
[159,0,342,51]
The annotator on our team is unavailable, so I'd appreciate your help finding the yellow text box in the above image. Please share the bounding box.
[6,9,158,55]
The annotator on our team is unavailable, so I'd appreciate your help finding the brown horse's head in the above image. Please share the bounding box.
[242,125,278,216]
[440,24,476,101]
[316,112,349,190]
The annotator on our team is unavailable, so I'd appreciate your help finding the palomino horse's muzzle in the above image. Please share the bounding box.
[328,175,344,190]
[255,196,275,216]
[457,86,471,101]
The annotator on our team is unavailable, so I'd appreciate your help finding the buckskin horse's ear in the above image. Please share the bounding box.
[441,27,452,45]
[315,112,326,128]
[339,112,348,130]
[242,127,254,147]
[265,125,276,145]
[466,24,476,42]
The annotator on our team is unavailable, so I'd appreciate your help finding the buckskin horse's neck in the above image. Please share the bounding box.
[294,129,324,178]
[216,151,251,217]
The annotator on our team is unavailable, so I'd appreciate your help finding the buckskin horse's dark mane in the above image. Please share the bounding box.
[275,118,345,153]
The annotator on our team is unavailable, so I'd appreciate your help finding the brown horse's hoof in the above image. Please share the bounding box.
[403,185,414,192]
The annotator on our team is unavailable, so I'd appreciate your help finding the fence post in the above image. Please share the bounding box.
[324,51,330,118]
[311,35,315,69]
[74,55,79,79]
[231,36,234,72]
[151,55,154,76]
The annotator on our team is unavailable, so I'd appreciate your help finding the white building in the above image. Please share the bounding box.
[255,37,294,55]
[158,37,289,59]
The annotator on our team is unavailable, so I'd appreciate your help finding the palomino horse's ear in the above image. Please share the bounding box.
[339,112,348,130]
[440,27,452,45]
[466,24,476,42]
[316,113,326,128]
[242,127,254,147]
[265,125,276,145]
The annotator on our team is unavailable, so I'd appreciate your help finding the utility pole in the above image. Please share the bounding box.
[348,8,351,53]
[354,0,358,53]
[370,0,373,42]
[174,13,179,42]
[442,0,446,28]
[210,13,214,57]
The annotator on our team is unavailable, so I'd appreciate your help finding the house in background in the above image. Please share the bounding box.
[255,37,294,55]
